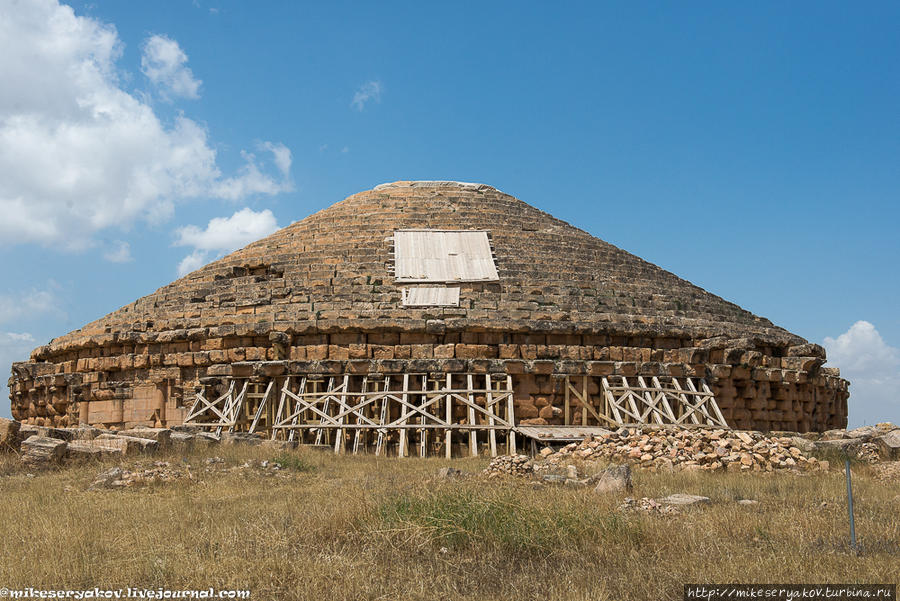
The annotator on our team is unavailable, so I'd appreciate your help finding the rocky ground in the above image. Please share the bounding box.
[477,423,900,512]
[1,417,898,480]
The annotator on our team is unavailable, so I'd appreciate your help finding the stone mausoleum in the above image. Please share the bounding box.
[8,181,849,456]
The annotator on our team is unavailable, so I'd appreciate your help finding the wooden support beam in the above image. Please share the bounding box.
[507,375,516,455]
[486,374,497,457]
[467,374,477,457]
[445,373,452,459]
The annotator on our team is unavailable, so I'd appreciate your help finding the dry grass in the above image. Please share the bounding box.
[0,446,897,600]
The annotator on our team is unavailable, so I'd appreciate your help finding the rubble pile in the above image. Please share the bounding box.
[483,454,534,478]
[617,497,680,515]
[86,457,291,490]
[539,428,826,473]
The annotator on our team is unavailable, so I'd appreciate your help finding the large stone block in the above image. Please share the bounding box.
[21,435,67,465]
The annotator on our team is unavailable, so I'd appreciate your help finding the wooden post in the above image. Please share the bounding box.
[375,376,390,457]
[445,373,452,459]
[486,374,497,457]
[581,376,588,426]
[420,376,428,458]
[564,376,571,426]
[467,374,478,457]
[353,377,368,454]
[398,373,410,458]
[334,375,349,454]
[506,375,516,455]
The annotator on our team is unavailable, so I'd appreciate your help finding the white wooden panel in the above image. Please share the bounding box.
[394,230,499,282]
[401,286,461,307]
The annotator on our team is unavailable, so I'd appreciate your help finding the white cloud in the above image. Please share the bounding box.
[103,240,133,263]
[211,144,293,201]
[351,80,382,111]
[177,250,208,277]
[141,34,201,100]
[0,0,292,251]
[0,287,62,324]
[174,208,280,276]
[824,320,900,428]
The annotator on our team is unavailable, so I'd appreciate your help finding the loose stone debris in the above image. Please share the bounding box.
[0,419,304,469]
[536,425,899,473]
[618,497,679,515]
[86,457,292,491]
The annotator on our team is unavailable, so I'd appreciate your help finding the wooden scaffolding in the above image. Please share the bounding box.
[183,372,727,456]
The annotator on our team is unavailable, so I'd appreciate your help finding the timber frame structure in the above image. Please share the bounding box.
[184,371,728,457]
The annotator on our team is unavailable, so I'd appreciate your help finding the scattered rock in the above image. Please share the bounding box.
[436,466,464,479]
[872,461,900,482]
[534,428,827,474]
[618,497,679,515]
[88,463,184,490]
[656,493,710,506]
[260,439,298,451]
[856,442,881,464]
[88,467,124,490]
[483,454,533,477]
[737,499,759,506]
[591,464,633,494]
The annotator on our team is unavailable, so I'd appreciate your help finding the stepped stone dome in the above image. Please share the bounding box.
[9,181,849,434]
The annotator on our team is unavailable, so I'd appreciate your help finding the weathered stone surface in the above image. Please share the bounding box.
[814,438,862,455]
[657,493,710,506]
[7,181,851,434]
[21,435,67,465]
[591,464,633,494]
[67,439,124,459]
[539,428,826,473]
[220,432,262,446]
[260,439,298,451]
[65,441,103,461]
[436,467,464,479]
[0,418,21,451]
[170,432,196,446]
[69,426,104,441]
[847,426,879,439]
[821,429,849,441]
[119,428,171,447]
[95,433,158,454]
[875,429,900,461]
[483,454,533,477]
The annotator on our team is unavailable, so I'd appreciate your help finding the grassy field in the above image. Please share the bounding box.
[0,446,897,600]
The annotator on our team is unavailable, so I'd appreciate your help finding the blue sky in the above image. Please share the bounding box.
[1,0,898,427]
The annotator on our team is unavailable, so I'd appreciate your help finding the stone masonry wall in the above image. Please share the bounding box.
[9,331,848,432]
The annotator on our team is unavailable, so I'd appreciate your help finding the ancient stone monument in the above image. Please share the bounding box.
[8,181,848,456]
